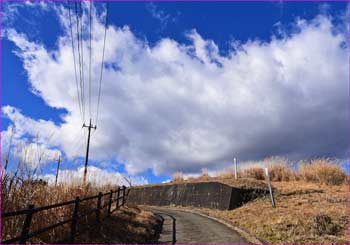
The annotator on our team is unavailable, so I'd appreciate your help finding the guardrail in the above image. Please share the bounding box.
[155,212,176,245]
[1,185,129,244]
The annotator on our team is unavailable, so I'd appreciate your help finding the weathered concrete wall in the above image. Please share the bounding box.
[127,182,265,210]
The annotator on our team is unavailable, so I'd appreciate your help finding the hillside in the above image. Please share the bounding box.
[183,180,349,243]
[141,159,349,243]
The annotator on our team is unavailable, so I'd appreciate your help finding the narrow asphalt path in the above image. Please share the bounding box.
[147,207,250,244]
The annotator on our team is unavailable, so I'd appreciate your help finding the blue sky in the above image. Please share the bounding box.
[2,1,349,184]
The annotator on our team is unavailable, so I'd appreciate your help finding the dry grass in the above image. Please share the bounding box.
[180,181,349,244]
[159,173,268,190]
[268,164,298,181]
[170,157,347,186]
[2,173,162,244]
[166,157,348,243]
[73,206,162,244]
[197,168,210,181]
[299,158,347,185]
[1,170,116,243]
[2,136,123,243]
[1,135,162,244]
[1,160,161,244]
[240,168,265,180]
[172,172,184,183]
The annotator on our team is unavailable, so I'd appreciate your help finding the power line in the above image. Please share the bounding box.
[67,2,109,186]
[89,0,92,120]
[68,2,83,125]
[95,2,109,127]
[79,1,85,123]
[75,2,85,123]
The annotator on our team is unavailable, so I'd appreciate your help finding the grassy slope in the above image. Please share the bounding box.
[164,159,349,243]
[73,206,163,244]
[2,179,162,244]
[184,181,349,244]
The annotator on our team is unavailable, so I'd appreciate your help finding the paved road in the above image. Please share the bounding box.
[147,207,250,244]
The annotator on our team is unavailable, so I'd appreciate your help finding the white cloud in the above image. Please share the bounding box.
[2,1,50,29]
[146,3,177,30]
[42,166,148,187]
[3,5,348,178]
[2,105,85,160]
[1,116,61,171]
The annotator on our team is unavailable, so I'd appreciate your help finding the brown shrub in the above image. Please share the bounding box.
[312,214,340,235]
[240,168,265,180]
[269,164,297,181]
[299,158,346,185]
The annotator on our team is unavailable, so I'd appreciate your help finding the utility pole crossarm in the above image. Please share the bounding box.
[83,118,96,186]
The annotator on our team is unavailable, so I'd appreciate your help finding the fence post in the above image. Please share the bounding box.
[116,187,121,210]
[265,168,276,208]
[122,185,126,206]
[96,192,102,223]
[19,204,34,244]
[70,196,80,243]
[107,190,113,215]
[172,217,176,245]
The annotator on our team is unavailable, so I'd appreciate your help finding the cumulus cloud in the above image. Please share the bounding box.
[1,110,62,171]
[2,1,50,30]
[2,105,85,160]
[41,166,148,186]
[3,3,348,177]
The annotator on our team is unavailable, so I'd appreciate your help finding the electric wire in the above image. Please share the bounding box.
[65,2,111,175]
[75,2,85,123]
[68,2,83,125]
[79,1,85,123]
[95,2,109,126]
[89,0,93,120]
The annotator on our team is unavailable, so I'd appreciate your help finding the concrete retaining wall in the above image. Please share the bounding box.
[127,182,265,210]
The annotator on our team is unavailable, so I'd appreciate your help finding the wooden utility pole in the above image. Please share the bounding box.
[55,156,61,186]
[83,118,96,185]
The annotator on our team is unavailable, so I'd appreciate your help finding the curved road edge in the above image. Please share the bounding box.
[176,207,264,245]
[141,205,265,245]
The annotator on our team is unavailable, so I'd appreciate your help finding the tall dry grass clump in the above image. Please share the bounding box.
[262,157,296,181]
[268,164,298,181]
[1,169,117,243]
[216,168,235,179]
[1,139,122,243]
[240,168,265,180]
[172,157,347,186]
[299,158,346,185]
[172,172,184,183]
[197,168,210,181]
[237,156,295,181]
